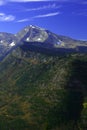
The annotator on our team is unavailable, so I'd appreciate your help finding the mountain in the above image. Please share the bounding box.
[16,25,87,51]
[0,25,87,60]
[16,25,87,47]
[0,32,17,60]
[0,25,87,129]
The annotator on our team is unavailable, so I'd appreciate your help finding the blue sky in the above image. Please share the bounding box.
[0,0,87,40]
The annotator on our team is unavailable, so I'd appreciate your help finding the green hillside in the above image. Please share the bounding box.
[0,47,87,130]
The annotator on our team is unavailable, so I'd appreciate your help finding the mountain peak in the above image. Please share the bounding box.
[0,25,87,61]
[29,25,36,28]
[15,25,87,49]
[16,25,48,43]
[29,25,45,30]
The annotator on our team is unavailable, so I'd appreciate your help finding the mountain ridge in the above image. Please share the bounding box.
[0,25,87,61]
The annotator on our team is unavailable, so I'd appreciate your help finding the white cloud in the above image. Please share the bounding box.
[0,13,15,21]
[0,13,5,16]
[9,0,80,2]
[26,3,61,12]
[0,0,6,5]
[17,18,29,22]
[34,12,60,18]
[0,0,81,5]
[17,12,60,22]
[9,0,52,2]
[0,0,54,6]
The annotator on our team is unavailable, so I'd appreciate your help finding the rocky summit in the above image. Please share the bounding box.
[0,25,87,60]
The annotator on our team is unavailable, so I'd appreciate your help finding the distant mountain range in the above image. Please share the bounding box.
[0,25,87,60]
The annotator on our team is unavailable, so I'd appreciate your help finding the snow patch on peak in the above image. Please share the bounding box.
[0,40,3,43]
[29,25,44,30]
[30,25,35,28]
[9,41,15,47]
[36,26,44,30]
[37,38,41,41]
[57,40,62,45]
[24,28,29,31]
[26,37,30,41]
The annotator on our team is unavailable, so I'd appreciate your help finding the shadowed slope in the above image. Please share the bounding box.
[0,46,87,129]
